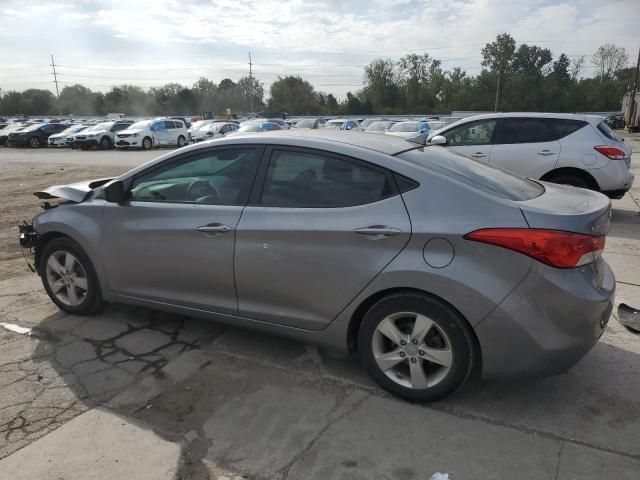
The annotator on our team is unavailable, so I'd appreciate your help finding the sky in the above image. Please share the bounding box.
[0,0,638,100]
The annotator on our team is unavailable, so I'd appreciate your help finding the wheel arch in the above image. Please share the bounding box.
[540,167,600,190]
[35,231,71,274]
[347,287,481,363]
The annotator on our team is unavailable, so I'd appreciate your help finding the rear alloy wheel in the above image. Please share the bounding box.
[41,237,102,315]
[547,174,590,189]
[29,137,41,148]
[177,135,186,147]
[100,137,112,150]
[142,137,152,150]
[359,293,475,402]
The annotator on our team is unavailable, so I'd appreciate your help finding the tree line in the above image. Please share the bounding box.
[0,35,635,117]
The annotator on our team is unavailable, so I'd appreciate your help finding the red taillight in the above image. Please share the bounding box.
[465,228,605,268]
[594,145,626,160]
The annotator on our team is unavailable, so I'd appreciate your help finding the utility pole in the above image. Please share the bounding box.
[625,47,639,132]
[494,70,501,112]
[50,54,61,115]
[248,52,254,113]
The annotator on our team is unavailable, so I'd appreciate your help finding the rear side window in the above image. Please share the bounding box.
[495,118,555,144]
[398,149,544,201]
[597,121,620,141]
[164,121,176,129]
[260,149,394,207]
[548,119,587,139]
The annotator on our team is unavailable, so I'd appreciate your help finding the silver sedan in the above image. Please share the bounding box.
[20,130,615,402]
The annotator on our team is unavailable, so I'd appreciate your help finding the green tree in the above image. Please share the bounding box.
[268,76,321,114]
[481,33,516,110]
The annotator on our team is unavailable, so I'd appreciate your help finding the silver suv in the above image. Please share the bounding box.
[428,113,633,198]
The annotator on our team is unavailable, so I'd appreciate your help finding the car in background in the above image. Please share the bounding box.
[359,118,389,131]
[236,121,282,133]
[364,120,396,133]
[188,119,217,139]
[170,116,191,129]
[74,120,134,150]
[114,119,189,150]
[6,123,67,148]
[265,118,290,130]
[48,125,88,147]
[385,120,430,138]
[0,123,29,145]
[605,113,624,130]
[293,118,324,129]
[426,121,447,131]
[427,113,634,199]
[190,122,239,143]
[24,130,614,402]
[323,118,360,130]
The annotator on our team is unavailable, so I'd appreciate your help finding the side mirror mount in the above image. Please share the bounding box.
[104,180,125,203]
[429,135,447,146]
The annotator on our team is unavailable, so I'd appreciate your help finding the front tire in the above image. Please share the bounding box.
[142,136,152,150]
[100,137,112,150]
[358,292,475,402]
[41,237,102,315]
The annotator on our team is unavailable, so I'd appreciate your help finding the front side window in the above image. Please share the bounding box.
[164,121,176,129]
[444,120,497,146]
[260,149,393,208]
[494,118,554,144]
[130,148,260,205]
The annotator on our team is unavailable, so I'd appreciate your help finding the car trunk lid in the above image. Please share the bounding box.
[519,181,611,236]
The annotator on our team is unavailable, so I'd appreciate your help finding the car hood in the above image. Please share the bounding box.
[119,129,143,135]
[49,133,66,139]
[34,178,113,202]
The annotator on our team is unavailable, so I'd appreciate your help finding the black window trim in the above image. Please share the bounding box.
[124,144,266,207]
[248,145,402,208]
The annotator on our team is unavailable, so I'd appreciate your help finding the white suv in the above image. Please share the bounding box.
[115,118,188,150]
[428,113,634,198]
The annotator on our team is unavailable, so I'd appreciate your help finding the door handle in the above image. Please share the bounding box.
[196,223,231,235]
[354,226,403,239]
[537,150,556,156]
[471,152,487,158]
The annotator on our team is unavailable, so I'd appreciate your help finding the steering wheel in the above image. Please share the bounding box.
[185,180,219,202]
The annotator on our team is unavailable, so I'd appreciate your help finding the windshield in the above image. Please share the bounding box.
[399,149,544,201]
[323,120,343,129]
[85,122,113,132]
[238,123,264,132]
[294,119,316,128]
[597,121,620,141]
[128,120,154,130]
[21,123,45,132]
[191,120,214,131]
[389,122,419,132]
[60,125,85,135]
[366,121,393,132]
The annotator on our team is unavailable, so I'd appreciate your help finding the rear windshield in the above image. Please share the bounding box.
[597,121,619,141]
[398,148,544,201]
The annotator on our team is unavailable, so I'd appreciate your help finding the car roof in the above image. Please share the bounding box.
[446,112,605,125]
[198,129,415,155]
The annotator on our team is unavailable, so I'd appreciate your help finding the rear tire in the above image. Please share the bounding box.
[358,292,475,402]
[177,135,186,147]
[29,137,41,148]
[546,174,590,189]
[40,237,102,315]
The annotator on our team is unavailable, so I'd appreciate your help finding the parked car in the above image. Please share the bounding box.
[20,130,614,402]
[170,116,191,128]
[323,118,360,130]
[190,122,239,143]
[74,121,134,150]
[48,125,88,147]
[605,113,624,130]
[385,121,430,138]
[266,118,290,130]
[427,113,634,199]
[188,119,216,139]
[0,123,28,145]
[236,121,282,133]
[293,118,324,129]
[426,121,447,130]
[359,118,388,130]
[6,123,67,148]
[364,120,396,133]
[114,119,189,150]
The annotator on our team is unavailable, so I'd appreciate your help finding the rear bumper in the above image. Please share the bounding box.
[475,258,615,379]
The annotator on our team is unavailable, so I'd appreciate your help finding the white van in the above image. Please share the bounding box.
[115,119,189,150]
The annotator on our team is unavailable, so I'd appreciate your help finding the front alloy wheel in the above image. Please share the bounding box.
[46,251,88,307]
[29,137,41,148]
[359,292,475,402]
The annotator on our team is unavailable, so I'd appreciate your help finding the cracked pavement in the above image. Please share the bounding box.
[1,139,640,479]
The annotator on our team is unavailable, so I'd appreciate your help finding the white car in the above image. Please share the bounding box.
[427,113,634,198]
[115,119,189,150]
[322,118,360,130]
[385,121,430,138]
[47,125,88,147]
[190,122,239,143]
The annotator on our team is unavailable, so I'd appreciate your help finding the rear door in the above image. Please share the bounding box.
[489,117,561,178]
[440,118,497,163]
[235,147,411,330]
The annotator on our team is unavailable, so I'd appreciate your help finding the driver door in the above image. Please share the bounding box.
[102,146,263,314]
